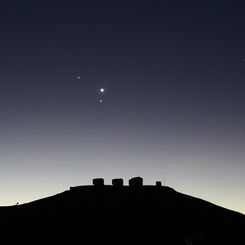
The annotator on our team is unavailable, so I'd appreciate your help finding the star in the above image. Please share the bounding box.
[99,99,103,103]
[100,88,105,93]
[77,76,81,79]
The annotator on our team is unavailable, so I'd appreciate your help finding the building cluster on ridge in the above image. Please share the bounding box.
[70,177,163,191]
[92,177,162,187]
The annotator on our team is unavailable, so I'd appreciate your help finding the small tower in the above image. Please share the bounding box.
[93,178,104,186]
[129,177,143,187]
[112,178,124,187]
[156,181,162,187]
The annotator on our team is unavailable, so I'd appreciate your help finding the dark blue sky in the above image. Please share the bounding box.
[0,0,245,213]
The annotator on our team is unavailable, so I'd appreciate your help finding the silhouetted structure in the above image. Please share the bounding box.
[112,178,124,187]
[93,178,104,186]
[1,177,245,245]
[156,181,162,187]
[129,177,143,187]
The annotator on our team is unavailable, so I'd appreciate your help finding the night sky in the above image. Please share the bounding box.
[1,1,245,214]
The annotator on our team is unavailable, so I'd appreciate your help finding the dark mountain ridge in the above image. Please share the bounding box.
[0,178,244,244]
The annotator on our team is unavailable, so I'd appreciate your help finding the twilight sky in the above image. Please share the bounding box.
[0,0,245,214]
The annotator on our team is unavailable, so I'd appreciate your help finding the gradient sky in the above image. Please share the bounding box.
[0,0,245,214]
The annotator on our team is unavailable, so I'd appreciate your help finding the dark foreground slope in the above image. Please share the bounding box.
[0,185,244,244]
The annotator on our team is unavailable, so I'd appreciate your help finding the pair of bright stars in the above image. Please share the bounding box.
[99,88,105,103]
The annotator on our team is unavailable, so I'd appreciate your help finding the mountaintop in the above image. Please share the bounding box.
[0,177,244,244]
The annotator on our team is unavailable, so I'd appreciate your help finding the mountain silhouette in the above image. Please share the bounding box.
[0,177,244,244]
